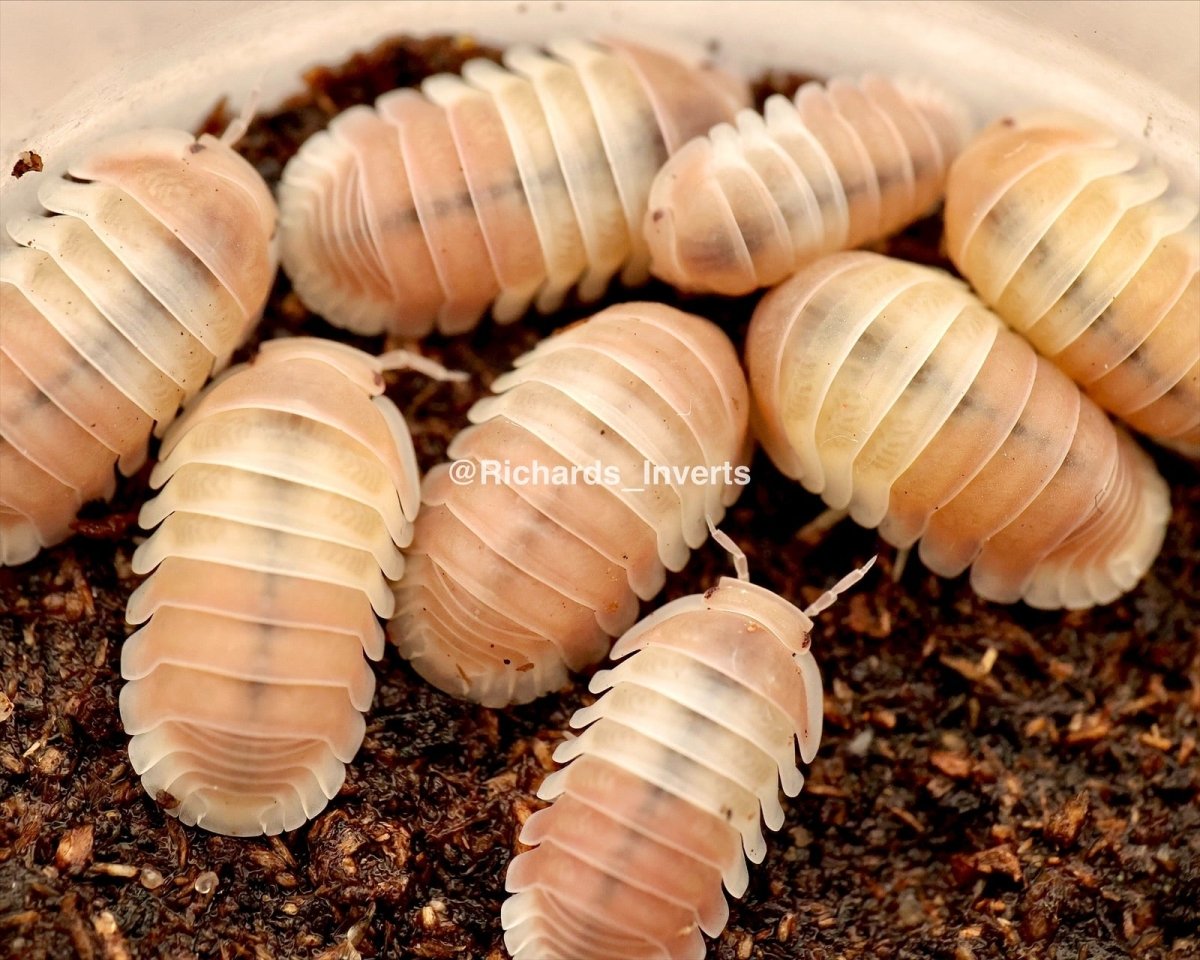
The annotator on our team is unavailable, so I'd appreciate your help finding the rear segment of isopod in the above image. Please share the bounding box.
[278,38,749,337]
[120,339,420,836]
[0,128,277,565]
[644,74,972,296]
[502,578,822,960]
[388,303,750,706]
[746,251,1170,609]
[944,111,1200,456]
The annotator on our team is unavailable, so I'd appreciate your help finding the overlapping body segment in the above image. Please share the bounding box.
[644,74,972,296]
[502,577,823,960]
[278,38,749,337]
[746,251,1170,609]
[120,339,420,836]
[388,303,750,706]
[0,128,277,565]
[945,110,1200,455]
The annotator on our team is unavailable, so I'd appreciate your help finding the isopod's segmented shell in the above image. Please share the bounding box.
[643,74,972,296]
[0,128,277,565]
[944,111,1200,456]
[746,251,1170,610]
[278,38,749,337]
[120,338,420,836]
[503,577,821,960]
[388,303,750,707]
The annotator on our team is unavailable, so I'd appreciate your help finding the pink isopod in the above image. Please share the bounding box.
[746,251,1171,610]
[388,303,750,707]
[0,126,277,565]
[944,110,1199,456]
[119,338,422,836]
[278,38,749,337]
[644,74,972,296]
[502,551,873,960]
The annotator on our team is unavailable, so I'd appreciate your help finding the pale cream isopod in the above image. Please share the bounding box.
[746,251,1171,610]
[644,74,972,296]
[388,303,750,707]
[278,38,749,337]
[119,338,421,836]
[944,110,1199,456]
[0,127,277,565]
[501,552,873,960]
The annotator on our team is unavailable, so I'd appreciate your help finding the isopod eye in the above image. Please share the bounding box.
[0,126,277,567]
[276,38,750,337]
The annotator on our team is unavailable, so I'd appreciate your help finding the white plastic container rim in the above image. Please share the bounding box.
[1,0,1198,226]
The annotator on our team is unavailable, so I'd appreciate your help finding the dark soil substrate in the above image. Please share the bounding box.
[2,33,1198,960]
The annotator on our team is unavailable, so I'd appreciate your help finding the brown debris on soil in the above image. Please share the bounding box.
[2,34,1198,960]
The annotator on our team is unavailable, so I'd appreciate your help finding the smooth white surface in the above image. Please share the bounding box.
[1,0,1197,222]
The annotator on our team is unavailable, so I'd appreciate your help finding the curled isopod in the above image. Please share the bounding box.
[643,74,972,296]
[501,557,873,960]
[278,38,749,337]
[944,110,1200,456]
[746,251,1171,610]
[0,127,277,565]
[388,303,750,707]
[119,338,421,836]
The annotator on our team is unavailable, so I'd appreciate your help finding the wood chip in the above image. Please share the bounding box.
[1022,715,1057,740]
[889,806,927,833]
[530,737,557,771]
[1138,725,1172,752]
[0,910,38,929]
[1064,711,1113,745]
[56,825,94,875]
[941,647,998,682]
[91,911,131,960]
[805,783,849,798]
[952,844,1023,884]
[793,507,848,546]
[89,863,138,879]
[930,750,972,779]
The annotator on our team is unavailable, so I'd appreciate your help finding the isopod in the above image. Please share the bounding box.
[388,302,750,707]
[278,38,749,337]
[643,74,972,296]
[944,110,1199,456]
[0,126,277,565]
[745,251,1171,610]
[501,545,873,960]
[119,338,421,836]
